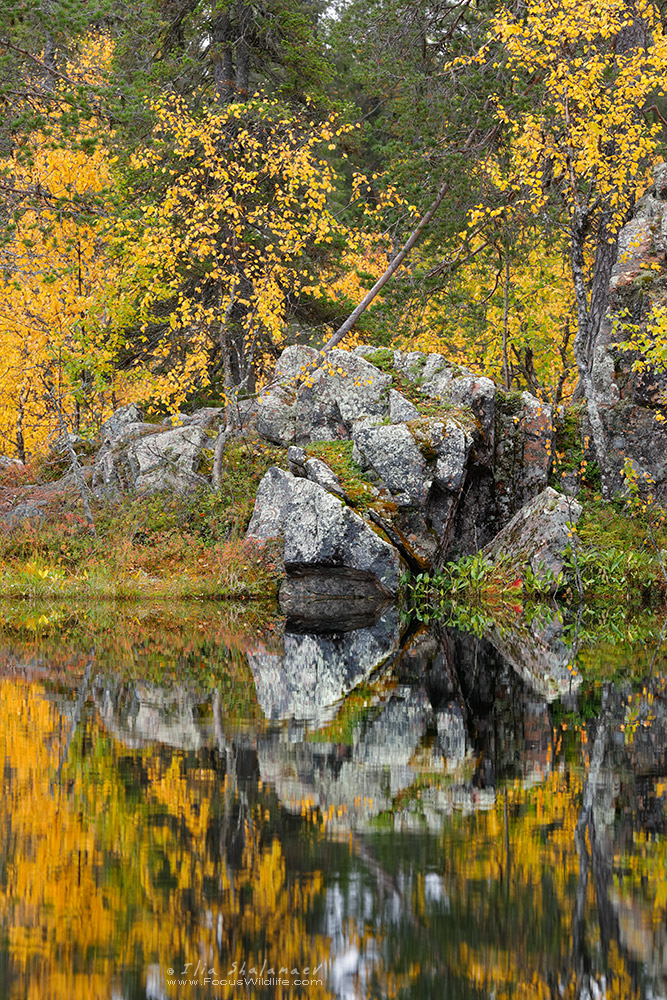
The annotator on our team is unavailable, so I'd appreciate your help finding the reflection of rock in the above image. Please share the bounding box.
[256,682,435,827]
[436,705,467,763]
[279,568,392,631]
[485,618,582,702]
[93,681,213,750]
[354,686,433,796]
[613,893,667,983]
[247,608,400,726]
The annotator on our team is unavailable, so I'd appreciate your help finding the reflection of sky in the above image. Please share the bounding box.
[324,869,450,999]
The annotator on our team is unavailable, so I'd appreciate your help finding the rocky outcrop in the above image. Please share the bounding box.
[246,466,402,596]
[256,345,392,444]
[245,344,555,597]
[92,403,216,496]
[483,486,582,589]
[591,162,667,500]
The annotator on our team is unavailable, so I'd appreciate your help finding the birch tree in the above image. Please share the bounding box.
[490,0,667,496]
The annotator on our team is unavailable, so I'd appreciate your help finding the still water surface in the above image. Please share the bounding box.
[1,602,666,999]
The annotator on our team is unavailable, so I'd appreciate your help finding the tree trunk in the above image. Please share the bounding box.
[212,12,235,103]
[16,388,26,464]
[502,257,511,390]
[323,178,449,351]
[235,0,251,97]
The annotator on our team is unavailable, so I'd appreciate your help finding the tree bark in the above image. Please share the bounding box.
[212,12,235,104]
[16,387,26,464]
[502,256,511,390]
[235,0,251,97]
[323,178,450,351]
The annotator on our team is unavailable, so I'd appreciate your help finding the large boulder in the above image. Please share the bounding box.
[483,486,582,589]
[130,425,210,492]
[257,346,392,445]
[495,391,553,523]
[93,406,212,496]
[353,422,431,505]
[246,466,403,594]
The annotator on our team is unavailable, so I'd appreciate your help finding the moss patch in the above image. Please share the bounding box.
[305,440,378,509]
[364,348,475,428]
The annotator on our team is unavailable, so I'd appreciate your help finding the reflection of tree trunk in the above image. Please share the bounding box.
[590,816,615,960]
[572,800,591,984]
[52,650,95,792]
[571,687,615,996]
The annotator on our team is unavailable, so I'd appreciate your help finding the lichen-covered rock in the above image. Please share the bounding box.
[389,388,419,423]
[246,466,403,593]
[2,498,48,529]
[130,425,210,492]
[99,403,146,444]
[256,347,391,445]
[432,421,471,492]
[256,345,320,443]
[93,414,210,496]
[304,456,344,494]
[353,422,430,505]
[495,391,553,524]
[483,486,581,588]
[589,162,667,500]
[443,374,495,466]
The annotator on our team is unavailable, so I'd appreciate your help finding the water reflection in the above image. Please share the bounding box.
[0,603,665,999]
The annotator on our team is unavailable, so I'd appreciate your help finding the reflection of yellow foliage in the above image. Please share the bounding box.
[2,658,665,1000]
[0,678,332,999]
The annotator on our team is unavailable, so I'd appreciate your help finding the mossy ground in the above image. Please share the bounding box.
[0,436,286,602]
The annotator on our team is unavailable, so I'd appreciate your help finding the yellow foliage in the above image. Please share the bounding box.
[123,95,359,400]
[0,37,151,457]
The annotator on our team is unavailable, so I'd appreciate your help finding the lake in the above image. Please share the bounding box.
[0,600,665,999]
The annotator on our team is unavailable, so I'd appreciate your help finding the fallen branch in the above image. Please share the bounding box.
[323,178,450,351]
